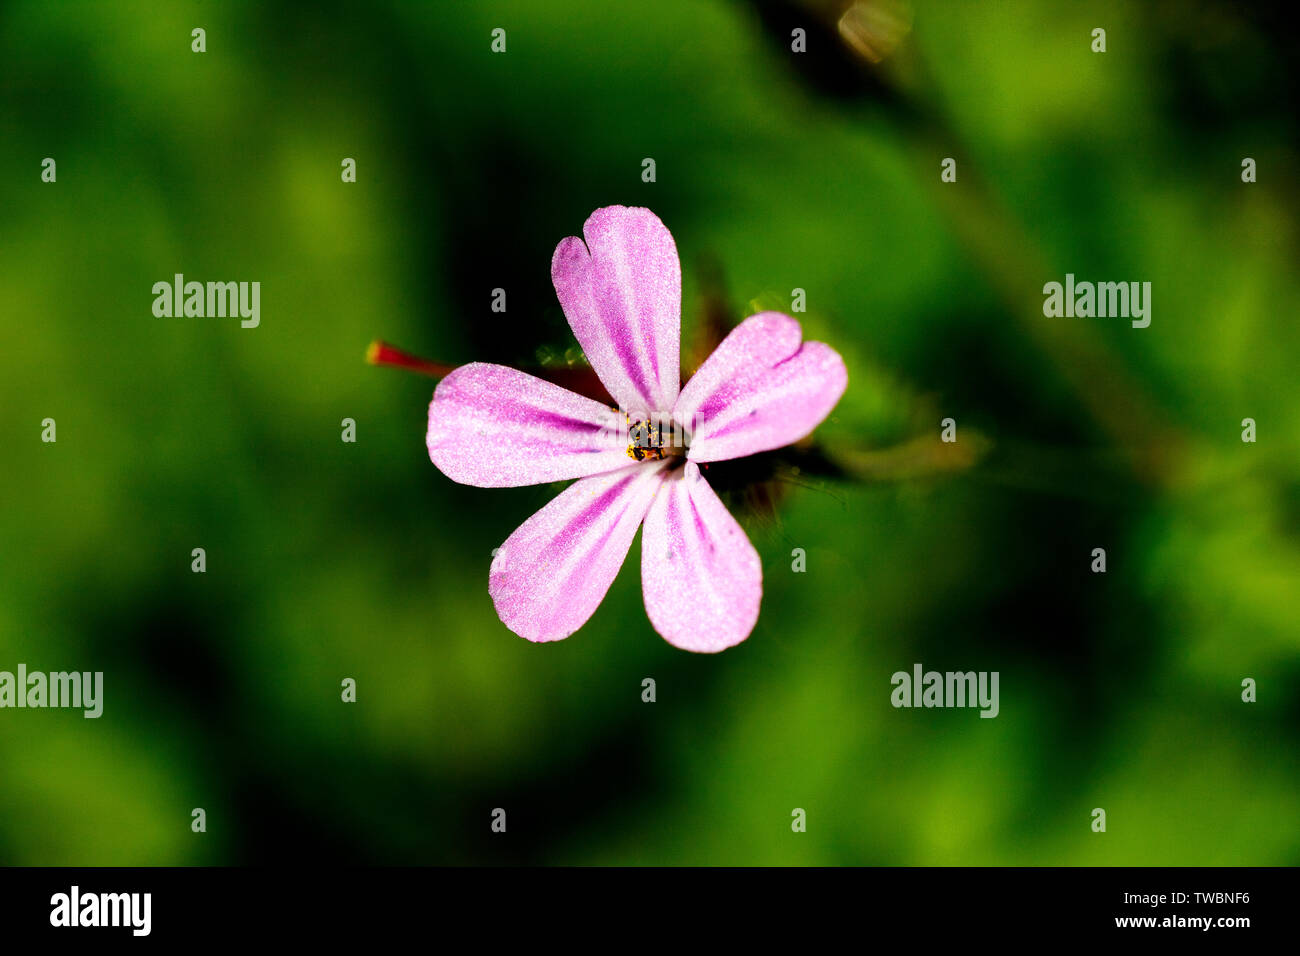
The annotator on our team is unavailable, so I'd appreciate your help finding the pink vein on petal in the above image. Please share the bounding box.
[675,312,848,463]
[491,461,667,642]
[427,363,630,488]
[551,206,681,415]
[641,462,761,652]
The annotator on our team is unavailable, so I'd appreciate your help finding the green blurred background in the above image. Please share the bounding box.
[1,0,1297,865]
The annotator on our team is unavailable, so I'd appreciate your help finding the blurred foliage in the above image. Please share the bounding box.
[0,0,1297,865]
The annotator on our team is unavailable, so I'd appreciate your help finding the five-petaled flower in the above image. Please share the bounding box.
[427,206,847,652]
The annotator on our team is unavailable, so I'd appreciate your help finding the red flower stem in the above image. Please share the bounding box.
[365,341,457,379]
[366,340,614,405]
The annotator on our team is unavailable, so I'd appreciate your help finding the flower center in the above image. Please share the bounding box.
[626,413,687,462]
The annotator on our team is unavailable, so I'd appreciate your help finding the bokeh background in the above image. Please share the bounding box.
[1,0,1297,865]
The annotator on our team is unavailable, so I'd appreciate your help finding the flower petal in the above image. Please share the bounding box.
[551,206,681,415]
[427,363,629,488]
[641,463,761,652]
[675,312,847,463]
[491,462,666,642]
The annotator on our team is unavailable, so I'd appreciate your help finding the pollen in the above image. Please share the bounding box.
[625,414,684,461]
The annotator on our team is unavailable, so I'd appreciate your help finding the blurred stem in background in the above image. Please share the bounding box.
[761,0,1194,488]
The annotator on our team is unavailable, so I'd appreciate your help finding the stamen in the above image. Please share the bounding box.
[626,414,687,461]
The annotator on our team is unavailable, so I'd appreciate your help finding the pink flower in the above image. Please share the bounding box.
[427,206,847,652]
